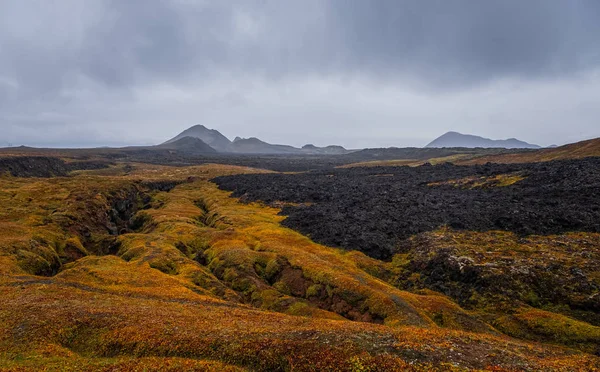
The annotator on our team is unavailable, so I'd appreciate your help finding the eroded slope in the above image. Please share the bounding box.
[0,162,599,371]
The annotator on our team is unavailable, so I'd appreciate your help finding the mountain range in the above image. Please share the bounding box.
[163,125,232,152]
[426,131,540,149]
[160,126,543,155]
[162,125,352,155]
[156,136,218,154]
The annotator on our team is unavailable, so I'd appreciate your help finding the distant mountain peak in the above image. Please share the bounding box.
[164,125,231,151]
[426,131,540,149]
[163,125,352,154]
[156,136,217,153]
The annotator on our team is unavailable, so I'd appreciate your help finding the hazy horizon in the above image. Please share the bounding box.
[2,1,600,149]
[0,126,563,150]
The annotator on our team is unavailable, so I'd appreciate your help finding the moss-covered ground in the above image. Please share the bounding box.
[0,163,598,371]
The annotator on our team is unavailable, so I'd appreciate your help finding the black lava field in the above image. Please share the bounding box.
[214,158,600,260]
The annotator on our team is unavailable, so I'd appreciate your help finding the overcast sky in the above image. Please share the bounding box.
[2,0,600,148]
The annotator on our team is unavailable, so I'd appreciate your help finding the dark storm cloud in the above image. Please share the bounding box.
[1,1,600,147]
[3,1,600,94]
[328,0,600,85]
[77,0,239,87]
[76,0,600,86]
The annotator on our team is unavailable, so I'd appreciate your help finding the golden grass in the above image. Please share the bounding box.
[427,173,525,188]
[460,137,600,164]
[494,308,600,351]
[0,163,599,370]
[340,154,475,168]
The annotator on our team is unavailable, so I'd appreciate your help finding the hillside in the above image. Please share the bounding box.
[1,160,599,370]
[228,137,301,154]
[462,137,600,164]
[227,138,353,155]
[163,125,353,155]
[155,136,217,154]
[301,144,351,155]
[164,124,232,151]
[427,131,540,149]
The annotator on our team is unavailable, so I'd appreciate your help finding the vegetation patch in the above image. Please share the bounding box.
[1,162,599,370]
[428,172,525,188]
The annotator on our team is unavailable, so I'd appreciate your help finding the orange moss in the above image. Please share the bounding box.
[428,173,525,188]
[0,163,599,370]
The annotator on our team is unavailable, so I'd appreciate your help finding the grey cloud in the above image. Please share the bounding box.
[1,1,600,147]
[328,0,600,86]
[4,1,600,93]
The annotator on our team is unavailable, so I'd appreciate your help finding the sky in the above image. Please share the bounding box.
[1,0,600,149]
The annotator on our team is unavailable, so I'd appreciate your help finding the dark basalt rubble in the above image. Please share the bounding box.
[0,156,111,177]
[214,158,600,260]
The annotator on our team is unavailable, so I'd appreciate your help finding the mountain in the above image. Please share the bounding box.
[228,137,301,154]
[426,131,540,149]
[164,125,231,152]
[155,136,217,154]
[164,125,352,155]
[301,144,350,155]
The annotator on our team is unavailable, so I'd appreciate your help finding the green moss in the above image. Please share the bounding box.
[273,281,291,296]
[187,238,211,255]
[306,284,322,298]
[337,289,367,306]
[522,290,541,307]
[286,302,311,316]
[231,278,252,293]
[432,312,445,327]
[325,285,334,298]
[223,268,239,282]
[349,356,373,372]
[258,289,282,309]
[264,259,281,283]
[191,273,209,288]
[253,260,266,277]
[149,260,179,275]
[120,245,144,262]
[391,253,411,268]
[493,308,600,353]
[16,249,55,276]
[59,237,88,263]
[129,212,153,232]
[207,256,223,272]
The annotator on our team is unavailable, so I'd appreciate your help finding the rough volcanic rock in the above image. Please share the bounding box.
[214,158,600,260]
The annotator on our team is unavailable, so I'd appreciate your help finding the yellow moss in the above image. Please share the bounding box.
[1,162,599,370]
[428,172,525,188]
[494,308,600,353]
[306,284,322,298]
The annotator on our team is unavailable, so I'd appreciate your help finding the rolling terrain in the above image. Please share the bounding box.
[0,135,599,371]
[461,137,600,164]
